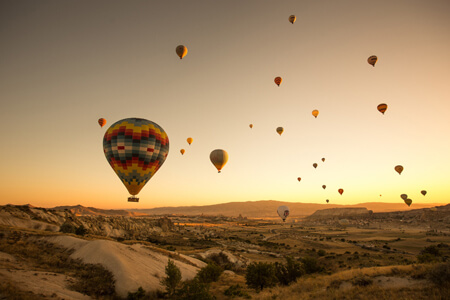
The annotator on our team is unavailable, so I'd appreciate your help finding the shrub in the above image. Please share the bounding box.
[75,225,87,236]
[274,257,304,286]
[245,262,278,291]
[197,263,223,284]
[59,222,76,234]
[317,249,326,256]
[301,257,324,274]
[427,261,450,288]
[352,276,373,287]
[127,287,146,299]
[175,278,215,300]
[224,284,251,299]
[206,252,234,270]
[161,259,182,297]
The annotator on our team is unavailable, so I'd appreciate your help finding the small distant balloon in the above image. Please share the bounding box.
[326,199,329,204]
[321,158,325,162]
[338,188,344,195]
[176,45,188,59]
[180,149,185,155]
[400,194,408,201]
[210,149,228,173]
[313,163,318,169]
[312,110,319,118]
[421,190,427,196]
[368,55,377,67]
[404,198,412,207]
[249,124,253,129]
[276,127,284,136]
[395,165,404,175]
[297,177,301,182]
[274,77,282,87]
[98,118,106,128]
[288,15,296,24]
[277,205,290,222]
[187,137,193,145]
[322,185,326,189]
[377,103,388,115]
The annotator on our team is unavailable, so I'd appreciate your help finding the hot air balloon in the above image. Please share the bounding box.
[404,198,412,207]
[103,118,169,202]
[368,55,377,67]
[210,149,228,173]
[98,118,106,128]
[187,137,193,145]
[297,177,301,182]
[400,194,408,201]
[322,185,326,189]
[321,158,325,162]
[395,165,404,175]
[313,163,318,169]
[176,45,188,59]
[180,149,185,155]
[249,124,253,129]
[312,110,319,118]
[421,190,427,196]
[277,205,290,222]
[377,103,388,115]
[276,127,284,136]
[326,199,329,204]
[288,15,296,24]
[274,77,282,87]
[338,188,344,195]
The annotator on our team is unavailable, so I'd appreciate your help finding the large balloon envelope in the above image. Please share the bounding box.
[277,205,290,222]
[103,118,169,197]
[210,149,228,173]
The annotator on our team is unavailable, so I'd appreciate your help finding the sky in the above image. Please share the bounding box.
[1,0,449,209]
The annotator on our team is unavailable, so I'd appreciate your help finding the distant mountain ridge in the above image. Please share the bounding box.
[52,205,147,217]
[127,200,444,218]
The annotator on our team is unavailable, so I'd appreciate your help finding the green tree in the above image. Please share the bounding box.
[197,263,223,284]
[75,225,88,236]
[59,222,76,234]
[175,278,215,300]
[245,262,278,291]
[161,259,182,297]
[274,257,304,286]
[301,256,323,274]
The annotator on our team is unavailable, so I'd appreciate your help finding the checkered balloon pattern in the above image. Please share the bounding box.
[103,118,169,195]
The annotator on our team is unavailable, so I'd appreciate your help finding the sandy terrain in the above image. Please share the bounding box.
[45,236,206,297]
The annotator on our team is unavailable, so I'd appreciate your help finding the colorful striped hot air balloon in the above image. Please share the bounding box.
[98,118,106,128]
[377,103,388,114]
[368,55,377,67]
[176,45,188,59]
[103,118,169,200]
[288,15,296,24]
[210,149,228,173]
[274,77,282,87]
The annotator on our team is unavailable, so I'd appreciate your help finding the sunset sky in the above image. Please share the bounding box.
[1,0,449,209]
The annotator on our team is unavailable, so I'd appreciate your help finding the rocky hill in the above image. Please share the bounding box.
[306,207,372,219]
[0,205,173,240]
